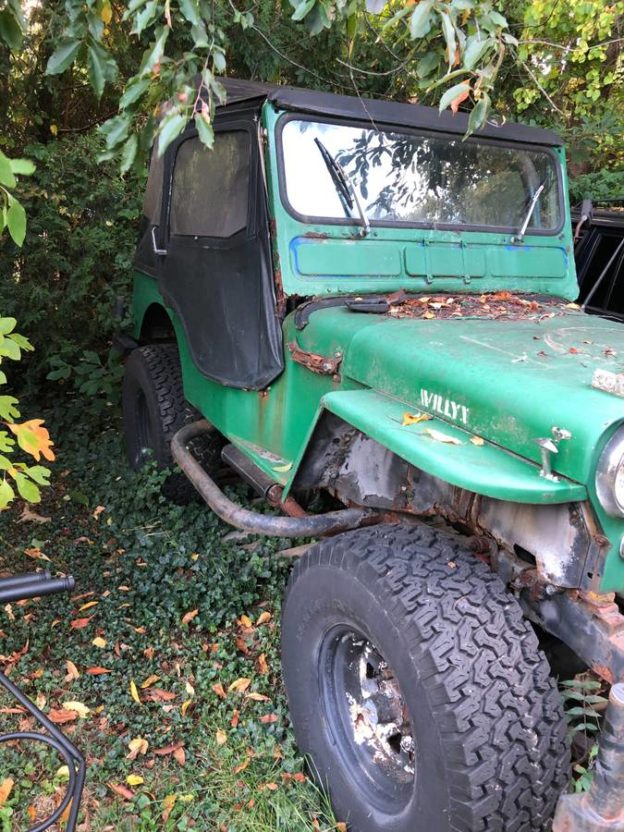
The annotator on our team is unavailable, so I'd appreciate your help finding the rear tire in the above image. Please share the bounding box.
[281,523,569,832]
[122,343,222,504]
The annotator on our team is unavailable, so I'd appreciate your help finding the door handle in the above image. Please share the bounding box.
[151,226,167,256]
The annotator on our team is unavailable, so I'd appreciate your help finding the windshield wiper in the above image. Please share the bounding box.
[314,137,370,238]
[512,181,546,244]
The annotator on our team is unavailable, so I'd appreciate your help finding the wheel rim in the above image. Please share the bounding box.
[318,626,416,812]
[133,390,154,467]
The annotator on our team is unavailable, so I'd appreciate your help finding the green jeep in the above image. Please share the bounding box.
[120,79,624,831]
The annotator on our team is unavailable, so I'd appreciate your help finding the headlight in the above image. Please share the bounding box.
[596,429,624,516]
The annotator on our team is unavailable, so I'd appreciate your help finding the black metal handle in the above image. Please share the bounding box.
[0,575,75,604]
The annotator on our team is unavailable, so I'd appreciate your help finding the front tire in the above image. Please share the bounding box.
[281,523,569,832]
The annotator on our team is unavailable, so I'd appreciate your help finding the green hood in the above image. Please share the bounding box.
[335,308,624,485]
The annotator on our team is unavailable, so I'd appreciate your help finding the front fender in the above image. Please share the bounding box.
[295,388,586,505]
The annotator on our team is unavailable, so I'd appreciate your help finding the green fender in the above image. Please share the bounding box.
[288,388,587,505]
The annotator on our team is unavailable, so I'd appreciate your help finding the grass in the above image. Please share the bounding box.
[0,401,338,831]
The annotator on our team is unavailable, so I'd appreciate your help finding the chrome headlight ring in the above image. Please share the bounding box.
[596,429,624,517]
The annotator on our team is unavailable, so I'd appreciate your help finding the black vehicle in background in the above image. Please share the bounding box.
[574,199,624,318]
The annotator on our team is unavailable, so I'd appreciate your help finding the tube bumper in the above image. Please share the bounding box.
[554,684,624,831]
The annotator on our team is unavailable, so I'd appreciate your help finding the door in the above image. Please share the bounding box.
[158,109,283,390]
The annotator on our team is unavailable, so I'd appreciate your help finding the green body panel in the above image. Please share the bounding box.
[129,103,624,594]
[321,389,586,504]
[263,107,579,301]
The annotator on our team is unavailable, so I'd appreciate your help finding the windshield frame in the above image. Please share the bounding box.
[275,112,566,237]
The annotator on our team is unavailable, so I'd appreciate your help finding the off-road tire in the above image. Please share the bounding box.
[281,523,569,832]
[122,343,222,504]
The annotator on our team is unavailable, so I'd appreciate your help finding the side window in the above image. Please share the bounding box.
[170,131,251,238]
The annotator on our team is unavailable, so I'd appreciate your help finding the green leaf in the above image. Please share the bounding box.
[291,0,316,22]
[119,77,151,109]
[0,337,20,360]
[88,44,106,98]
[416,51,439,79]
[0,8,23,50]
[409,0,434,39]
[0,478,15,509]
[0,396,20,421]
[132,0,159,35]
[6,197,26,246]
[195,116,214,150]
[439,10,457,69]
[120,134,139,174]
[24,465,51,486]
[157,112,187,157]
[15,472,41,503]
[439,81,470,113]
[0,150,16,189]
[8,332,32,351]
[141,25,169,74]
[0,432,14,453]
[179,0,201,26]
[100,114,132,150]
[9,158,35,176]
[463,34,492,70]
[0,318,17,336]
[466,93,490,134]
[46,39,82,76]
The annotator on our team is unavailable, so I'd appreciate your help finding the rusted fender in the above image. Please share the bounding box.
[171,420,379,537]
[553,684,624,831]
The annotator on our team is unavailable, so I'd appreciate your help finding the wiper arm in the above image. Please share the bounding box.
[512,181,546,244]
[314,137,370,238]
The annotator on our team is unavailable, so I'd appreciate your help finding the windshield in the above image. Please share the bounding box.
[280,118,562,232]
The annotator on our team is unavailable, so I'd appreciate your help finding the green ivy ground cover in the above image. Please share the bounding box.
[0,407,337,831]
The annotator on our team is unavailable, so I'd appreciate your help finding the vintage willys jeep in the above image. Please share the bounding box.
[120,80,624,831]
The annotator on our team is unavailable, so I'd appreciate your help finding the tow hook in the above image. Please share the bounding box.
[554,683,624,831]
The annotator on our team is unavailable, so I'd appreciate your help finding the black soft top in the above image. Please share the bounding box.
[218,78,562,147]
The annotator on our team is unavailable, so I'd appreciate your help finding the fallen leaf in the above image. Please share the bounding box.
[233,758,249,774]
[130,680,141,704]
[65,660,80,682]
[108,782,134,801]
[162,794,177,822]
[173,746,186,766]
[126,774,144,787]
[154,742,184,757]
[79,600,99,612]
[0,778,14,806]
[294,772,306,783]
[216,729,227,746]
[182,609,199,625]
[141,674,160,689]
[127,737,149,760]
[264,783,279,791]
[86,666,110,675]
[143,688,176,702]
[402,411,433,426]
[470,436,485,446]
[260,713,278,724]
[92,636,107,649]
[257,653,269,675]
[273,462,292,473]
[92,505,106,519]
[231,709,240,728]
[228,677,251,694]
[336,824,347,832]
[181,699,192,716]
[70,617,93,630]
[48,709,79,724]
[24,546,51,562]
[239,614,252,628]
[246,692,270,702]
[256,611,272,626]
[19,505,51,524]
[212,682,227,699]
[423,428,462,445]
[62,700,90,718]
